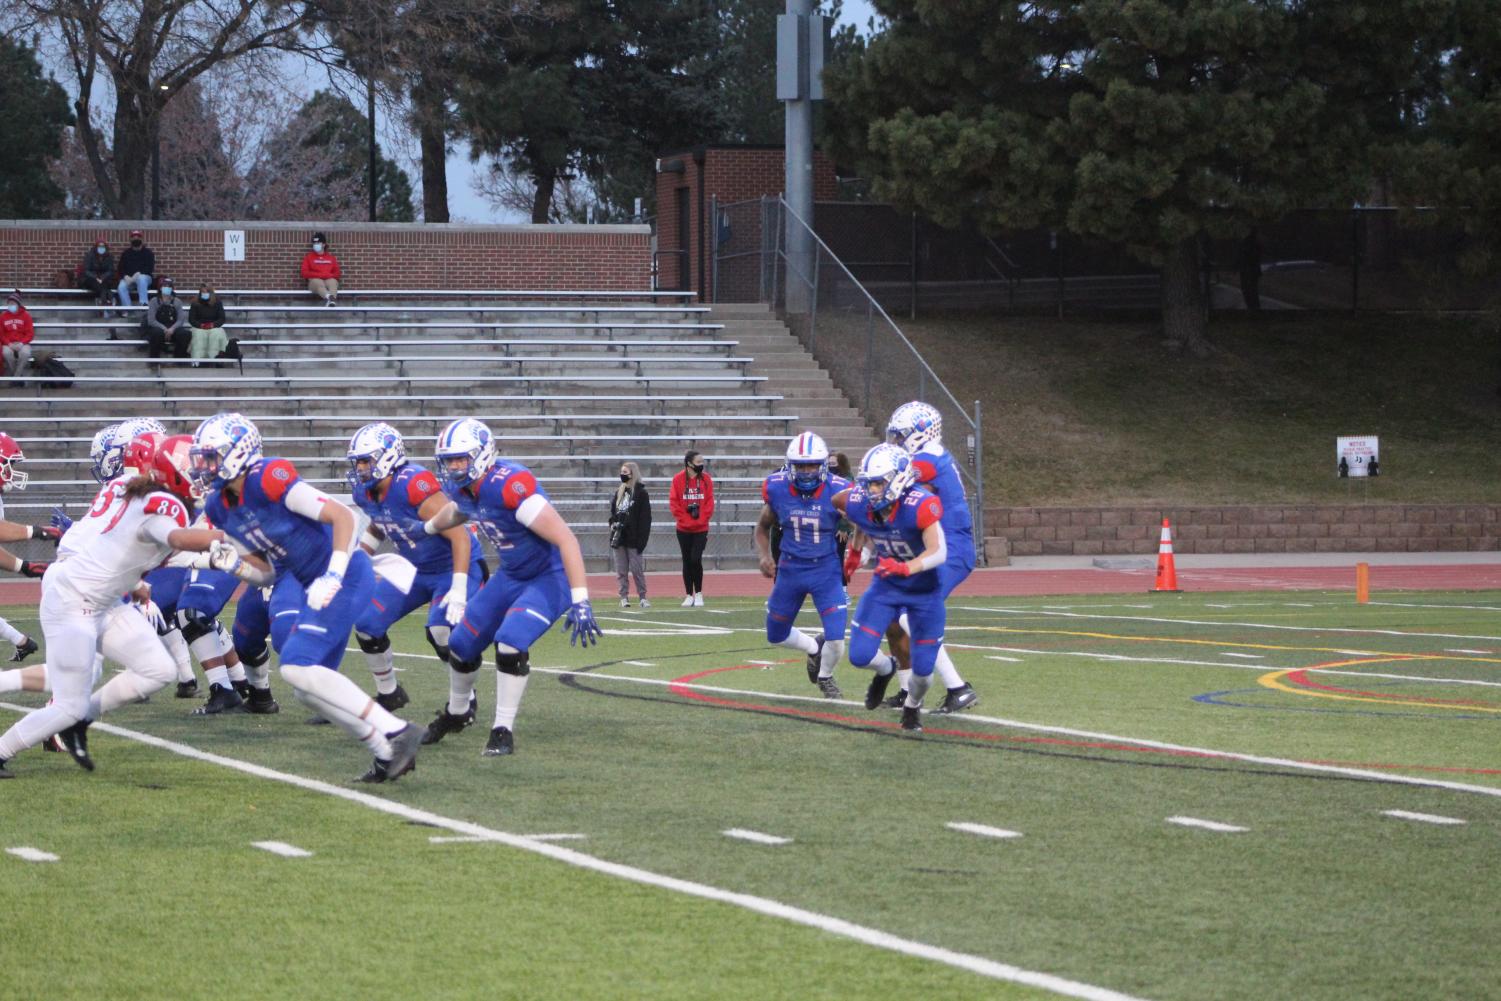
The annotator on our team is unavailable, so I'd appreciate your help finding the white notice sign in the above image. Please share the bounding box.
[1336,435,1379,478]
[223,230,245,262]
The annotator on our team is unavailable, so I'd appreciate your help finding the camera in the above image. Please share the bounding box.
[687,504,701,519]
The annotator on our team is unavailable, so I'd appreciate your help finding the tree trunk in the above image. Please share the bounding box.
[1161,235,1209,356]
[109,90,155,219]
[530,169,555,223]
[414,72,449,223]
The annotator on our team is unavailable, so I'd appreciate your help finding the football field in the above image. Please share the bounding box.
[3,589,1499,1001]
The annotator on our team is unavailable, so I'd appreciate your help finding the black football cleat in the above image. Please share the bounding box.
[882,689,907,710]
[174,679,200,699]
[900,705,923,733]
[375,684,410,713]
[243,687,280,714]
[815,676,842,699]
[58,720,94,771]
[384,723,424,780]
[231,679,252,700]
[420,698,476,746]
[805,634,825,685]
[864,669,895,711]
[8,635,39,663]
[482,726,515,757]
[931,683,979,715]
[305,714,331,725]
[355,758,392,783]
[191,683,243,716]
[0,757,12,778]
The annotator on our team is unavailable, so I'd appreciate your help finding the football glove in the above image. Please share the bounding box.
[565,599,603,647]
[875,557,911,578]
[20,561,48,578]
[31,524,62,544]
[842,545,864,583]
[306,569,344,610]
[207,540,242,573]
[50,507,74,533]
[441,573,468,627]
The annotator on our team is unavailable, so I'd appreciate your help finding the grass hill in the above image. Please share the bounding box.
[903,311,1501,507]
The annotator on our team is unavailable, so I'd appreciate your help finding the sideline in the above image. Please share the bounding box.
[0,701,1149,1001]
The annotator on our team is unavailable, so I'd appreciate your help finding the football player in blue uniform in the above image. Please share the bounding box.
[753,432,850,698]
[834,443,949,733]
[346,421,484,724]
[879,401,979,714]
[190,413,424,783]
[421,417,602,757]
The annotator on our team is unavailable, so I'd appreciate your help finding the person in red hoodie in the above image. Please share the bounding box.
[668,450,714,606]
[1,292,34,379]
[300,231,342,306]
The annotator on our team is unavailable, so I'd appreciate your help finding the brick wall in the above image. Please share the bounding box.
[989,504,1501,557]
[654,145,837,300]
[0,220,652,291]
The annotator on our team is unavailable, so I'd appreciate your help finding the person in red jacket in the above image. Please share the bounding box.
[300,231,342,306]
[668,450,714,606]
[1,292,35,378]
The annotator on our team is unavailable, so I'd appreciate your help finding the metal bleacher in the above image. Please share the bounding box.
[2,289,877,569]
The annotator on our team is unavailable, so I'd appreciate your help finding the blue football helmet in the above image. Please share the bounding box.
[887,401,943,454]
[857,443,916,515]
[434,418,495,491]
[190,413,262,492]
[346,422,406,491]
[784,431,830,493]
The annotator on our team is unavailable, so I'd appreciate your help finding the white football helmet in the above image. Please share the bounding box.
[784,431,830,492]
[434,418,495,490]
[857,443,916,515]
[113,417,168,476]
[89,422,122,482]
[346,422,406,490]
[189,413,263,492]
[886,401,943,453]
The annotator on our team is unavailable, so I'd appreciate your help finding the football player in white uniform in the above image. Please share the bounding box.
[0,433,225,777]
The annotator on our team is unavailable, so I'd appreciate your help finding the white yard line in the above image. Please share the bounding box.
[956,605,1501,643]
[6,846,59,862]
[1445,649,1495,656]
[1381,810,1466,826]
[0,703,1146,1001]
[251,841,313,858]
[1371,601,1501,613]
[723,828,792,846]
[985,655,1023,663]
[1166,817,1247,833]
[623,661,657,668]
[1219,653,1264,660]
[946,822,1022,840]
[432,833,588,844]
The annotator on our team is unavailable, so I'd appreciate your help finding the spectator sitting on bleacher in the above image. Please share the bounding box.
[79,239,115,305]
[301,231,341,306]
[144,278,190,360]
[1,292,35,379]
[188,283,228,367]
[116,229,156,307]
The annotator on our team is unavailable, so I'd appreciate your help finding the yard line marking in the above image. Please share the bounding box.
[703,609,732,615]
[723,829,792,846]
[746,660,778,666]
[947,822,1022,840]
[1372,601,1501,613]
[6,846,59,862]
[1284,602,1315,607]
[387,659,1501,795]
[1205,603,1234,609]
[1220,653,1263,659]
[958,605,1501,643]
[0,704,1145,1001]
[1381,810,1466,826]
[1166,817,1247,833]
[1445,649,1494,656]
[432,833,588,844]
[251,841,313,858]
[525,833,590,842]
[985,655,1023,663]
[624,661,657,667]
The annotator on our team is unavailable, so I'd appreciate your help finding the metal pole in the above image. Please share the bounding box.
[368,76,378,222]
[973,398,985,566]
[710,195,719,303]
[863,299,874,415]
[783,0,815,315]
[771,200,782,311]
[910,211,918,320]
[808,242,821,354]
[151,131,161,220]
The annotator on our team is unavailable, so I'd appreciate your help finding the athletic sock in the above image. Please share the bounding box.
[291,688,392,759]
[227,663,247,684]
[364,645,397,695]
[281,663,403,734]
[934,646,964,688]
[494,673,529,731]
[0,668,25,693]
[245,661,271,690]
[906,673,932,709]
[896,667,912,691]
[819,639,844,679]
[204,666,230,688]
[0,618,25,646]
[775,627,820,656]
[164,629,194,682]
[448,668,478,716]
[866,651,895,676]
[0,705,80,759]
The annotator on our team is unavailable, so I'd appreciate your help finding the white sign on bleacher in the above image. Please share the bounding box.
[224,230,245,262]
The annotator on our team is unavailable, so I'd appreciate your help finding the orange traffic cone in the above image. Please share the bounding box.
[1151,517,1181,593]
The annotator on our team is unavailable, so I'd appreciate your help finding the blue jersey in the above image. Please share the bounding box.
[352,463,458,574]
[911,446,974,559]
[844,485,944,595]
[449,459,561,581]
[763,472,851,564]
[203,457,334,588]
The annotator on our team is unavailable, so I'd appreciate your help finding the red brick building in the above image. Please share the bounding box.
[655,145,837,300]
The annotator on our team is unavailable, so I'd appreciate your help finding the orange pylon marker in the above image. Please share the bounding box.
[1150,517,1182,593]
[1355,562,1370,604]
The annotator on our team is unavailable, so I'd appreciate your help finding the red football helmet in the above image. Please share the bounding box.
[0,432,27,491]
[150,434,200,502]
[122,432,164,480]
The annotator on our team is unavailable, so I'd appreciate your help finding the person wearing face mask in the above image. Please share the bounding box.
[607,461,652,608]
[188,284,228,367]
[143,278,190,360]
[1,292,35,380]
[668,451,714,607]
[79,239,115,305]
[300,231,342,306]
[116,230,156,307]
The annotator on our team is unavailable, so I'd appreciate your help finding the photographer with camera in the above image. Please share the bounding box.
[608,461,652,608]
[668,450,714,607]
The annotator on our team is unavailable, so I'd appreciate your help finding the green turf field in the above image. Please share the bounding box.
[2,590,1499,1001]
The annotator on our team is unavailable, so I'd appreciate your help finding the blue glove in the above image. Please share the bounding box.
[50,506,73,533]
[565,599,603,647]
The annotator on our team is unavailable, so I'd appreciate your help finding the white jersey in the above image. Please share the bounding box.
[50,479,189,608]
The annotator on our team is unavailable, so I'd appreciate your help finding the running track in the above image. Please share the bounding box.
[3,561,1498,605]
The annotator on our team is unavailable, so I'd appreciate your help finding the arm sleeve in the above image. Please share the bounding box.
[300,253,313,279]
[21,315,32,343]
[636,486,651,546]
[284,479,337,520]
[514,492,548,528]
